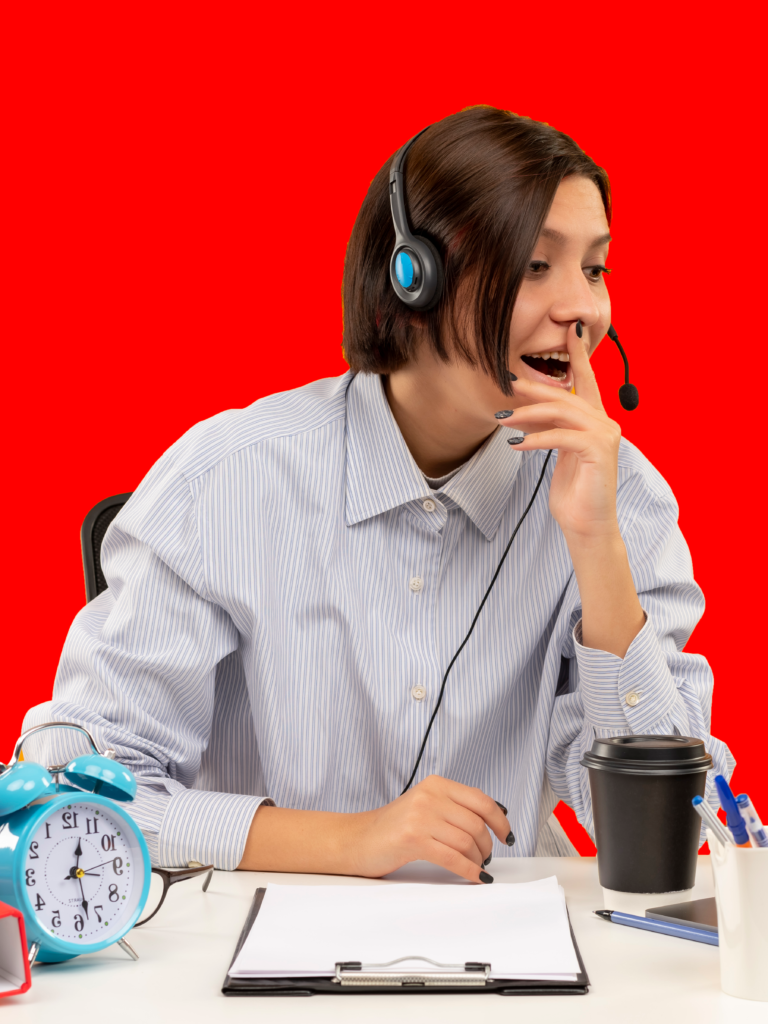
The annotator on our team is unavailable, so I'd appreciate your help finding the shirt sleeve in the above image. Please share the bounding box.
[546,485,735,843]
[49,451,269,869]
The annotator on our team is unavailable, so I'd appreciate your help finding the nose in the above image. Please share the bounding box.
[550,269,601,331]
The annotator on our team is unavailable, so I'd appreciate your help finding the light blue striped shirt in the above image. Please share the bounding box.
[38,370,733,867]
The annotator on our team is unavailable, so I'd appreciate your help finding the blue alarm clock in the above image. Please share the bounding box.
[0,723,150,965]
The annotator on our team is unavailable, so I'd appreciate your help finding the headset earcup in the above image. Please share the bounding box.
[412,235,444,311]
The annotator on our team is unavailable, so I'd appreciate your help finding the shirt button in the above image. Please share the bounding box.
[625,692,640,707]
[411,685,427,701]
[423,499,436,512]
[409,576,423,592]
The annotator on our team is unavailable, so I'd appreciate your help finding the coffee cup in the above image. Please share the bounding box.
[581,735,712,904]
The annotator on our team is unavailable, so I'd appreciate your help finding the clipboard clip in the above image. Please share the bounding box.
[334,956,491,987]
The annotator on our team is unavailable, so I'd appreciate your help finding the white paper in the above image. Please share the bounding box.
[229,876,580,980]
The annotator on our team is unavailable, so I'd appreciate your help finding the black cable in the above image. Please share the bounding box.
[401,448,554,794]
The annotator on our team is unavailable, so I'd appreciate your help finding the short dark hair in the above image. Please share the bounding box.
[342,106,611,395]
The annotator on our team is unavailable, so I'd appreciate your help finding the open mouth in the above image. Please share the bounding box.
[521,351,570,381]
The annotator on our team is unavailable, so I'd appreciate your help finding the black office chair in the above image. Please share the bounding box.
[81,493,133,602]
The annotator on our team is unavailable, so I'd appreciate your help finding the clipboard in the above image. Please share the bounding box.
[222,887,590,996]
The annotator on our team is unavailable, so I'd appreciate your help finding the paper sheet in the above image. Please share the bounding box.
[229,875,580,980]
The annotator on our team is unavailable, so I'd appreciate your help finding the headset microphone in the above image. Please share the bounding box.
[607,325,639,411]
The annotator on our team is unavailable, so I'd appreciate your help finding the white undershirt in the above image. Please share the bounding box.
[423,464,464,490]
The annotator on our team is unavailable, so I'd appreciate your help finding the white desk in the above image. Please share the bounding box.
[4,857,765,1023]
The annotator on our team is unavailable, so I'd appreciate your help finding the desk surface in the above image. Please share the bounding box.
[4,856,765,1023]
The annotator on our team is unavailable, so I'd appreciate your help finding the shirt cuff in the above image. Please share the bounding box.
[158,788,273,870]
[573,613,680,733]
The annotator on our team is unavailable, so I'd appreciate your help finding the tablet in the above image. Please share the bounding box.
[645,897,717,933]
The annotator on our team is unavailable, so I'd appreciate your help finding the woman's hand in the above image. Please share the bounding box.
[239,775,513,883]
[497,323,646,658]
[502,322,622,542]
[347,775,512,881]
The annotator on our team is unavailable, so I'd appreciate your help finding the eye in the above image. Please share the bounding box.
[527,260,550,275]
[584,265,611,281]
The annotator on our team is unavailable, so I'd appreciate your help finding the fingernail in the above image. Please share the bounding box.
[507,437,524,445]
[483,854,492,867]
[575,320,583,339]
[479,871,494,884]
[494,410,513,419]
[508,372,518,381]
[506,831,515,847]
[495,801,508,815]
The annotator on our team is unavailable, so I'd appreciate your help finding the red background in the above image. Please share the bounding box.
[4,3,766,854]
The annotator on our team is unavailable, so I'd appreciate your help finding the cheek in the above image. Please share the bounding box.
[508,285,545,342]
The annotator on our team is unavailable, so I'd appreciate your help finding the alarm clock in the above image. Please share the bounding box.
[0,722,150,965]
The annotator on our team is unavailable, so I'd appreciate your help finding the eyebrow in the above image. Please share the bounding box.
[539,227,612,247]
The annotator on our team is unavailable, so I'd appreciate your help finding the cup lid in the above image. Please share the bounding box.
[581,735,713,775]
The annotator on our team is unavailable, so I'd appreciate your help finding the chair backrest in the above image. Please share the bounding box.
[80,493,133,602]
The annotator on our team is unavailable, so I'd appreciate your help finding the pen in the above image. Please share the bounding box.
[594,909,718,946]
[691,795,733,847]
[714,775,751,846]
[736,794,768,848]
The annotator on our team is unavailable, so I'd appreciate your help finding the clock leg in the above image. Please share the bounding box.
[28,942,40,967]
[118,937,140,961]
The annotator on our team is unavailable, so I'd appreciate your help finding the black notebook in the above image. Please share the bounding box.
[222,877,590,997]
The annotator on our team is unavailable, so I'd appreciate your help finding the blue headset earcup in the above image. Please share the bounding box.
[390,235,444,311]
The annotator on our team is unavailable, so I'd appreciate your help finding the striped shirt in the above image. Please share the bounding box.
[39,370,734,868]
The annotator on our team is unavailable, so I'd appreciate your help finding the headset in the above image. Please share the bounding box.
[389,125,640,796]
[389,127,640,412]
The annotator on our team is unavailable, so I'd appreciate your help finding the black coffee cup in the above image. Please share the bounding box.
[581,735,712,893]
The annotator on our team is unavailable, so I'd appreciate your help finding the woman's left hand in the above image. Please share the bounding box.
[499,323,622,542]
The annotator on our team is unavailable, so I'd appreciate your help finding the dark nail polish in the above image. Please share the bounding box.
[506,831,515,847]
[479,871,494,884]
[508,372,518,381]
[483,855,492,867]
[507,437,524,445]
[575,320,583,339]
[494,410,513,419]
[495,801,508,815]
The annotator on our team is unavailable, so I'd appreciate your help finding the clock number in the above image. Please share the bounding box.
[62,811,79,830]
[34,893,46,911]
[108,884,119,902]
[52,910,61,928]
[44,823,52,840]
[25,868,36,887]
[113,857,123,875]
[74,914,84,932]
[94,905,103,923]
[29,841,39,859]
[101,834,116,852]
[86,817,100,834]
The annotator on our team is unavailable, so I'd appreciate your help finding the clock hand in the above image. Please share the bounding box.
[64,867,101,880]
[77,877,90,919]
[78,856,122,874]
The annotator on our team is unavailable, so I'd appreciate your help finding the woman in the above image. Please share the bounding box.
[46,106,732,882]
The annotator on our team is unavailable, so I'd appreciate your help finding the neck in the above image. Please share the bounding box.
[384,346,497,478]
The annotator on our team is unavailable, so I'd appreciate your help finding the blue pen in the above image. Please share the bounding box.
[737,794,768,848]
[594,909,718,946]
[714,775,750,846]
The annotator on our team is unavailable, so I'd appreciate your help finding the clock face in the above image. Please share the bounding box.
[23,800,147,946]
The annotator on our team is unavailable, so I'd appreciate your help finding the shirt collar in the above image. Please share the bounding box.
[345,372,525,540]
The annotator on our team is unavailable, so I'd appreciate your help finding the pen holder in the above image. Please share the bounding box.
[710,842,768,1002]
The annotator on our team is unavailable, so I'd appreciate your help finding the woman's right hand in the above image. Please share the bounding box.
[239,775,513,883]
[346,775,514,882]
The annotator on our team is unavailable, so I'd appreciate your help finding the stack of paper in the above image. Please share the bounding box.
[228,876,580,981]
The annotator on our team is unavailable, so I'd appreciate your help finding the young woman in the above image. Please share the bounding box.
[44,106,732,882]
